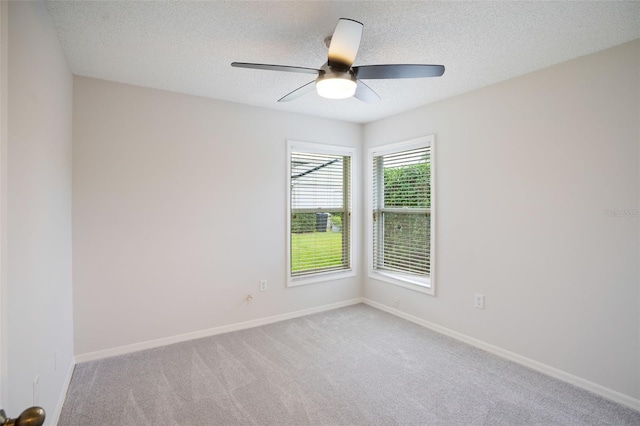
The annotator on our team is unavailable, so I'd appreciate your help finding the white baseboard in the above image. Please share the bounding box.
[50,358,75,426]
[73,297,640,412]
[363,298,640,412]
[75,298,364,364]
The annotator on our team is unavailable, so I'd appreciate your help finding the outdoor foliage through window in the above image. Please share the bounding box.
[373,145,431,279]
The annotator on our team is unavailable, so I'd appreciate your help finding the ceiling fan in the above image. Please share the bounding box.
[231,18,445,103]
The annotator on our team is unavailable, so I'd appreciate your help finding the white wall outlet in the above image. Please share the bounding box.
[259,279,268,292]
[33,375,39,405]
[474,294,485,309]
[393,298,400,308]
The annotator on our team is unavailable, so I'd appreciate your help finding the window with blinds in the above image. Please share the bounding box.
[288,141,353,285]
[370,136,434,292]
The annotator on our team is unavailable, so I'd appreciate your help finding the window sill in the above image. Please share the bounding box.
[369,270,434,296]
[288,269,356,288]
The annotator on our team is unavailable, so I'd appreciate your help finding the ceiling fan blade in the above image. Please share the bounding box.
[327,18,363,70]
[231,62,321,75]
[354,80,381,103]
[354,64,445,79]
[278,80,317,102]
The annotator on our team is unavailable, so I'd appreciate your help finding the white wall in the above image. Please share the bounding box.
[5,0,74,420]
[0,0,8,410]
[364,40,640,399]
[72,77,362,355]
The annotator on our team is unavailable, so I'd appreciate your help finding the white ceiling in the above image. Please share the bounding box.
[44,1,639,124]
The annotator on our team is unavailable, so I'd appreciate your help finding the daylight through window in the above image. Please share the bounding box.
[288,142,352,284]
[371,137,433,292]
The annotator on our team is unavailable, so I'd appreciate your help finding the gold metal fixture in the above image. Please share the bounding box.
[0,407,45,426]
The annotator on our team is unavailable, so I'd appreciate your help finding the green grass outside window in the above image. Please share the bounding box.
[291,232,343,272]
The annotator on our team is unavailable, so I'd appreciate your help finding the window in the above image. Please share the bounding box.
[287,141,354,286]
[369,136,435,294]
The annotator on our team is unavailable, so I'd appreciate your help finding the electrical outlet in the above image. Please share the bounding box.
[33,375,39,405]
[393,298,400,308]
[474,294,484,309]
[259,280,268,292]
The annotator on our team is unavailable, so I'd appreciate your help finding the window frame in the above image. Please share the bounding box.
[287,140,356,287]
[367,135,436,296]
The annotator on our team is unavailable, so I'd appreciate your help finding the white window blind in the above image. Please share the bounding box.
[290,149,351,279]
[372,145,431,281]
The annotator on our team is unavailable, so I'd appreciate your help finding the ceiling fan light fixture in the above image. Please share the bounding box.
[316,74,357,99]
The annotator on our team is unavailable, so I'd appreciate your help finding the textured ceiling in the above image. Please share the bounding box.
[45,1,639,124]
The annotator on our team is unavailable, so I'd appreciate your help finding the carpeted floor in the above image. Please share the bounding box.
[59,304,640,425]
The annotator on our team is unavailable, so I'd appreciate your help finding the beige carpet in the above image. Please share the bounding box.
[59,304,640,425]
